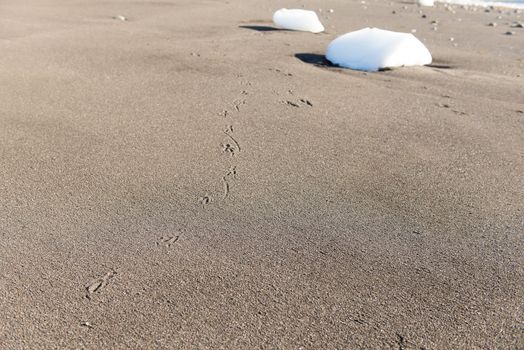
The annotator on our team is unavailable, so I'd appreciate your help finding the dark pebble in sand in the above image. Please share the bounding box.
[505,31,515,35]
[510,22,523,28]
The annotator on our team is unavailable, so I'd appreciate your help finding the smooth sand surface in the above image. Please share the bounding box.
[1,0,523,348]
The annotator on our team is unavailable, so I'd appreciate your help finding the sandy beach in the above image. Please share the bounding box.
[1,0,523,348]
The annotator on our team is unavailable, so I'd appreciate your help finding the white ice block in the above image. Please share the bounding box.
[272,9,325,33]
[325,28,433,71]
[418,0,435,6]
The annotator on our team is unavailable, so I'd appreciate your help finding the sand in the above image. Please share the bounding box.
[0,0,523,349]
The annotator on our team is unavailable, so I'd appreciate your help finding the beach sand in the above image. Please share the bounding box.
[1,0,523,348]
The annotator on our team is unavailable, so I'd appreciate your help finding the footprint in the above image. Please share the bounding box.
[284,100,300,108]
[85,270,116,299]
[233,99,246,112]
[299,99,313,107]
[222,166,237,199]
[436,102,467,115]
[282,99,313,108]
[269,68,293,77]
[199,195,211,208]
[222,131,241,155]
[452,109,468,116]
[218,110,229,117]
[222,143,237,156]
[157,233,181,247]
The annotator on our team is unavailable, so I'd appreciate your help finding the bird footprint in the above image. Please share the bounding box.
[85,270,116,299]
[157,234,181,247]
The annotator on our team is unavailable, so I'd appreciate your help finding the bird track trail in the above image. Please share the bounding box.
[200,82,251,207]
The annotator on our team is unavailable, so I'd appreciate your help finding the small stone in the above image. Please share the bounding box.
[510,22,523,28]
[112,15,127,21]
[449,37,455,41]
[505,31,515,35]
[488,22,497,27]
[422,14,427,18]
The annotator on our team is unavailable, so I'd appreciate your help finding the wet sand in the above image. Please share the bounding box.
[1,0,523,348]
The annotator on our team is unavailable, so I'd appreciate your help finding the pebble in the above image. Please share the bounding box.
[488,22,497,27]
[510,22,523,28]
[113,15,127,21]
[505,31,515,35]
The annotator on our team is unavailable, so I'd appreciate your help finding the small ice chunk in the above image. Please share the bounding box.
[272,9,325,33]
[113,15,127,21]
[418,0,434,6]
[325,28,433,72]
